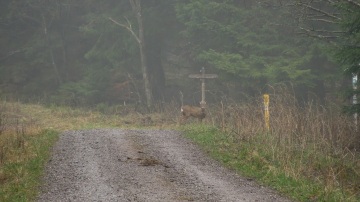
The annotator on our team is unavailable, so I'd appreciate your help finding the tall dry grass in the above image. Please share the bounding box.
[1,93,357,200]
[203,87,359,198]
[0,101,60,201]
[0,101,41,167]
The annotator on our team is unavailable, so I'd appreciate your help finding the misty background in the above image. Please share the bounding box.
[0,0,359,111]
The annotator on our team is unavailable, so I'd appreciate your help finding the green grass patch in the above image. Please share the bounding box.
[0,130,58,202]
[0,101,178,201]
[1,100,358,201]
[181,124,359,202]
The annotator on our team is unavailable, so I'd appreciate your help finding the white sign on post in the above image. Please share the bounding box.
[353,73,358,131]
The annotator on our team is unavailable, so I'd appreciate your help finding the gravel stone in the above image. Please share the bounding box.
[38,129,292,202]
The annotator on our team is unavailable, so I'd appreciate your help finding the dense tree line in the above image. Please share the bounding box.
[0,0,359,113]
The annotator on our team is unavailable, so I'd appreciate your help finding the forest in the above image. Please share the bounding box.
[0,0,359,111]
[1,1,360,201]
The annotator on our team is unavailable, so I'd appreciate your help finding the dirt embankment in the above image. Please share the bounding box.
[38,129,291,202]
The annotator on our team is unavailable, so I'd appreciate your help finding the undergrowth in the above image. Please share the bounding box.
[0,101,59,201]
[1,88,359,202]
[0,130,57,201]
[0,99,179,201]
[181,88,360,201]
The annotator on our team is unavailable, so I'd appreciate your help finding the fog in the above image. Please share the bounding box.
[0,0,358,108]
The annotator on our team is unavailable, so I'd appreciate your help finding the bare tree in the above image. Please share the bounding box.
[288,0,360,42]
[41,12,63,85]
[109,0,152,107]
[12,0,64,85]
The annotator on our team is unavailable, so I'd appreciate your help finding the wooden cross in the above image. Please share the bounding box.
[189,67,218,107]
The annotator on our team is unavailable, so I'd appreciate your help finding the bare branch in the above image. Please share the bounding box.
[343,0,360,8]
[108,17,140,44]
[309,18,338,23]
[308,13,342,18]
[21,13,42,25]
[0,49,24,61]
[129,0,135,11]
[299,26,340,40]
[311,29,345,34]
[129,0,140,14]
[297,2,341,20]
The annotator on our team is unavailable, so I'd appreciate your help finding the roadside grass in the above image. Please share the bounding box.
[0,100,179,201]
[1,92,359,202]
[182,125,359,201]
[0,130,57,202]
[0,101,60,201]
[181,90,360,202]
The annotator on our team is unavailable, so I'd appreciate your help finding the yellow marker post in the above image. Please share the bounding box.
[263,94,270,130]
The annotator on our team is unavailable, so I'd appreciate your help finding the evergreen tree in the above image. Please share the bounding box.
[337,1,360,114]
[175,0,339,100]
[290,0,360,112]
[81,0,178,106]
[0,0,88,101]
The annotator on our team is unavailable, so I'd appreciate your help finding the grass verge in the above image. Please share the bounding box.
[182,124,359,202]
[0,130,58,202]
[0,100,178,201]
[1,94,359,202]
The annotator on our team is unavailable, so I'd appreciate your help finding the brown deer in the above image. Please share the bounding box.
[180,105,206,123]
[179,91,206,124]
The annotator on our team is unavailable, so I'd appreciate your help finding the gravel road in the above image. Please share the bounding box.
[38,129,291,202]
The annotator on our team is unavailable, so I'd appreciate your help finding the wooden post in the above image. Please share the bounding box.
[189,67,218,107]
[263,94,270,131]
[200,67,206,106]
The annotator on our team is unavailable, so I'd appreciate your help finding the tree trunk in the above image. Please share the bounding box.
[109,0,153,107]
[131,0,153,107]
[42,14,62,85]
[147,39,165,100]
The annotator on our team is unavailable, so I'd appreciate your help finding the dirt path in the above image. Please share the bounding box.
[38,129,291,202]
